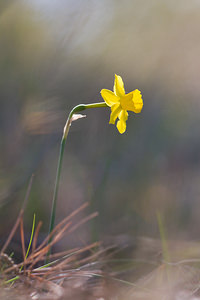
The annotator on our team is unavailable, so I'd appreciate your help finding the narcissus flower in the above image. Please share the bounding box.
[101,75,143,134]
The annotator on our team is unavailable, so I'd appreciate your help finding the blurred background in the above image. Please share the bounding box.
[0,0,200,253]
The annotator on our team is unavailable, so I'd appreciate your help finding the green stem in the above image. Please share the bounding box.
[47,102,107,260]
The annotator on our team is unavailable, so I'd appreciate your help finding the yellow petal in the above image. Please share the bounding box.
[113,74,125,97]
[118,109,128,121]
[116,111,127,134]
[132,89,143,113]
[109,103,121,124]
[100,89,120,107]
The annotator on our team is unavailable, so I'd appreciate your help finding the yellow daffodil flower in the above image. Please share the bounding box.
[100,74,143,134]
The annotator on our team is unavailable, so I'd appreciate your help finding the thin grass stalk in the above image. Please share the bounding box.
[25,214,36,261]
[156,211,170,262]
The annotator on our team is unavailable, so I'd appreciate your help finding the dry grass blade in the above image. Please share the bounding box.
[0,175,34,254]
[0,201,112,300]
[49,247,80,260]
[28,211,100,274]
[20,217,26,263]
[44,242,100,274]
[67,212,98,234]
[28,221,72,271]
[32,221,43,253]
[2,203,99,275]
[34,202,89,254]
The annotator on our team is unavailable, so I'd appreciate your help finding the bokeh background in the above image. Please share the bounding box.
[0,0,200,252]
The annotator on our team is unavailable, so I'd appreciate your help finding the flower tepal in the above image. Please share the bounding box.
[100,74,143,134]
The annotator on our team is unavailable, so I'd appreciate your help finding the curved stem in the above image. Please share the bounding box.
[46,102,108,260]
